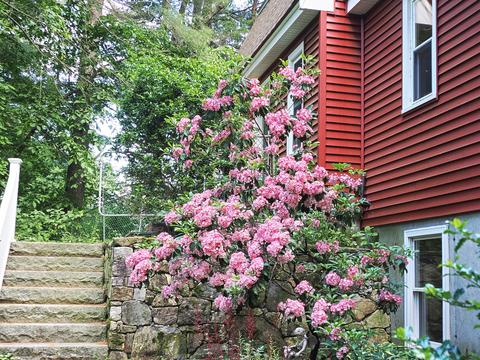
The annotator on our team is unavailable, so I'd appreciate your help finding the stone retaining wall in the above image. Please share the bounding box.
[106,237,391,359]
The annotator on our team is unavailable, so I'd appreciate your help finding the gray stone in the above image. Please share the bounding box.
[125,333,135,353]
[152,307,178,325]
[109,320,119,331]
[108,331,126,351]
[0,343,108,359]
[112,247,132,276]
[110,306,121,321]
[109,351,128,360]
[0,323,106,343]
[352,298,377,321]
[0,303,106,323]
[0,287,104,304]
[113,237,146,247]
[9,241,104,257]
[177,298,211,325]
[134,287,146,301]
[266,281,294,312]
[122,300,152,326]
[148,274,170,291]
[111,276,125,286]
[6,255,103,272]
[364,310,391,329]
[111,286,133,301]
[369,328,389,343]
[130,326,161,360]
[2,270,104,288]
[152,294,177,307]
[118,323,137,333]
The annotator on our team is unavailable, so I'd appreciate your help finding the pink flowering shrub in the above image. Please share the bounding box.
[125,62,409,359]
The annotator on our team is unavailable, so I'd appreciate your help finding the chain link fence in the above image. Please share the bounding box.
[98,152,161,241]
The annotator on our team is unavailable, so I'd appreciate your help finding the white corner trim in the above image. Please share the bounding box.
[300,0,334,11]
[347,0,381,14]
[244,3,303,78]
[404,224,451,345]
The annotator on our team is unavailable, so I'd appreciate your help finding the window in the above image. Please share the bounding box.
[404,226,450,346]
[287,43,304,155]
[402,0,437,112]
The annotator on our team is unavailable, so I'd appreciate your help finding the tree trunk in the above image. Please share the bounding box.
[64,0,103,209]
[252,0,259,20]
[192,0,203,26]
[179,0,189,15]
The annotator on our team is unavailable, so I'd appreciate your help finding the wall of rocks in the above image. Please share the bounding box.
[106,237,391,360]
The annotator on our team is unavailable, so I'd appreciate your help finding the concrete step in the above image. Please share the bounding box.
[0,287,105,304]
[0,342,108,360]
[0,322,106,343]
[3,270,104,288]
[10,242,104,258]
[6,256,103,272]
[0,304,106,323]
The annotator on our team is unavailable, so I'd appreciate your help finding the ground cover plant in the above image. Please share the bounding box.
[125,62,412,359]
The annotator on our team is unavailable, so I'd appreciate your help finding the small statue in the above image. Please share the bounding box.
[283,327,308,359]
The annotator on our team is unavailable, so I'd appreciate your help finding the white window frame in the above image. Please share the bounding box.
[402,0,437,113]
[404,225,450,347]
[287,42,304,156]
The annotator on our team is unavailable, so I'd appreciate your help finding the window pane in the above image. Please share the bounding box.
[415,0,432,46]
[414,41,432,100]
[294,58,303,71]
[418,292,443,342]
[415,236,442,288]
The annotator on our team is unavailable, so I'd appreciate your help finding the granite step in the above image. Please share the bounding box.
[0,342,108,360]
[2,270,104,288]
[9,242,104,258]
[0,287,105,304]
[0,323,106,343]
[6,256,103,272]
[0,304,106,323]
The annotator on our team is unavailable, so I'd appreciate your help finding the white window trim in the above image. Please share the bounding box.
[402,0,437,113]
[404,225,450,346]
[287,42,304,156]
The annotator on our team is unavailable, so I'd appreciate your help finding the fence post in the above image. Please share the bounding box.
[0,158,22,289]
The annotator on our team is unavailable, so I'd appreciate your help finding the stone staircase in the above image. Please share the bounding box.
[0,242,108,360]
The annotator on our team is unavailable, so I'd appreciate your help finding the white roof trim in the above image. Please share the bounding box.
[244,1,330,79]
[347,0,380,14]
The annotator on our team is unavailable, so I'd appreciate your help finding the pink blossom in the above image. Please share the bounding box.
[266,241,283,257]
[279,66,296,81]
[347,266,359,279]
[311,298,330,327]
[378,289,402,305]
[338,278,354,291]
[125,249,151,269]
[229,252,249,273]
[212,128,231,143]
[217,215,233,229]
[277,249,295,263]
[172,147,183,160]
[252,196,268,211]
[239,274,258,288]
[248,257,264,276]
[336,346,349,359]
[325,272,341,286]
[184,159,193,169]
[250,96,270,112]
[330,299,355,315]
[176,117,190,133]
[129,259,152,284]
[329,327,342,341]
[193,206,217,228]
[209,272,227,287]
[294,280,314,295]
[278,299,305,319]
[164,211,180,225]
[315,241,331,255]
[199,230,226,258]
[214,295,233,312]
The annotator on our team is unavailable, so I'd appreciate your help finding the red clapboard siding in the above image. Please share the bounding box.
[362,0,480,227]
[318,0,362,170]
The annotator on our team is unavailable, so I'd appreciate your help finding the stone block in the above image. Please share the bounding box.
[122,300,152,326]
[148,274,170,291]
[266,281,294,312]
[352,298,377,321]
[108,332,125,351]
[113,237,145,247]
[109,351,128,360]
[118,323,137,333]
[130,325,187,360]
[112,247,132,277]
[152,307,178,325]
[110,306,121,321]
[111,287,133,301]
[125,333,135,353]
[369,328,389,343]
[364,310,391,329]
[178,298,211,326]
[112,276,125,286]
[134,287,146,301]
[152,294,177,307]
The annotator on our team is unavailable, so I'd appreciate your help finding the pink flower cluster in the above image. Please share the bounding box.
[294,280,314,295]
[310,298,356,327]
[378,289,402,305]
[278,299,305,319]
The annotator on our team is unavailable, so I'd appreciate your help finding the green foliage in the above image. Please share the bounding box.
[239,337,281,360]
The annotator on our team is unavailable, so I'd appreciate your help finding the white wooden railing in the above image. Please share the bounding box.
[0,158,22,290]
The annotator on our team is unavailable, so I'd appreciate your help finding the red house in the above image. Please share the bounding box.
[240,0,480,352]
